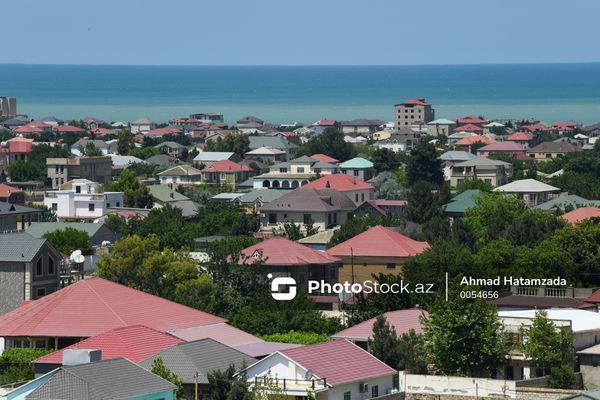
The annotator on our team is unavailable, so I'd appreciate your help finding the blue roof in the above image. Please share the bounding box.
[339,157,374,169]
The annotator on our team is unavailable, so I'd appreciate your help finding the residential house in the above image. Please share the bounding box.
[239,237,341,288]
[426,118,457,137]
[443,189,481,218]
[449,157,512,187]
[298,228,340,252]
[139,339,257,400]
[81,117,105,129]
[447,131,477,145]
[130,117,155,134]
[454,123,484,134]
[506,132,534,148]
[155,141,187,158]
[142,127,182,137]
[245,146,287,164]
[394,98,435,130]
[54,125,86,135]
[0,232,61,315]
[327,225,429,286]
[303,174,374,206]
[561,207,600,224]
[372,130,392,141]
[201,160,254,188]
[489,286,595,312]
[234,189,284,213]
[245,339,397,399]
[193,151,241,167]
[189,112,225,124]
[439,150,477,181]
[248,136,297,160]
[310,154,339,164]
[253,156,339,190]
[109,154,145,174]
[312,119,340,135]
[70,139,117,156]
[259,188,355,232]
[499,309,600,380]
[454,135,494,152]
[237,115,264,130]
[25,358,176,400]
[157,164,203,185]
[493,179,560,207]
[0,136,33,174]
[0,277,226,351]
[476,141,527,159]
[0,202,41,231]
[344,135,368,144]
[25,222,119,247]
[147,185,200,218]
[355,199,407,218]
[47,156,113,189]
[339,157,375,181]
[32,325,184,375]
[332,308,425,349]
[0,183,25,204]
[145,153,178,168]
[536,193,600,212]
[340,119,385,135]
[527,141,580,161]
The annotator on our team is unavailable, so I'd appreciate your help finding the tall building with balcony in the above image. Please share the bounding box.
[47,157,112,189]
[394,98,435,130]
[43,179,123,221]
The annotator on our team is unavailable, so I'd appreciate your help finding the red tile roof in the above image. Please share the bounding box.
[327,226,429,258]
[332,308,427,341]
[561,207,600,224]
[584,289,600,304]
[457,116,486,125]
[168,322,262,346]
[521,123,547,132]
[1,136,34,153]
[280,339,396,386]
[477,142,526,152]
[0,183,23,197]
[454,123,484,132]
[143,127,181,136]
[310,154,339,164]
[35,325,184,365]
[303,174,373,192]
[506,132,533,141]
[313,119,337,126]
[240,237,340,266]
[13,125,43,134]
[400,98,428,106]
[0,277,226,338]
[55,125,86,133]
[454,135,495,146]
[202,159,253,173]
[27,121,52,128]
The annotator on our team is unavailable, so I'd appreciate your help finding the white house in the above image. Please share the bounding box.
[244,340,397,399]
[43,179,123,221]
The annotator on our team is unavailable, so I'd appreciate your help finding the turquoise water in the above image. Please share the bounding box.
[1,64,599,124]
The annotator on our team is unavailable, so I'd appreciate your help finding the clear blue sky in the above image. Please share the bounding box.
[3,0,599,66]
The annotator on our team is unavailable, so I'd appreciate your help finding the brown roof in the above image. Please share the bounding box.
[0,183,23,197]
[260,188,355,213]
[528,141,580,154]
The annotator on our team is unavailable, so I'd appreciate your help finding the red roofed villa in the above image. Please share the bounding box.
[201,159,254,188]
[454,123,484,133]
[244,339,397,396]
[476,141,527,158]
[303,173,374,206]
[561,207,600,224]
[327,225,429,285]
[310,153,339,164]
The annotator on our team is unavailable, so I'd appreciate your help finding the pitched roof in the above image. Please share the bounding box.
[55,125,86,133]
[157,164,203,176]
[279,339,396,386]
[0,277,225,338]
[240,237,340,266]
[148,185,189,202]
[428,118,456,125]
[234,341,304,358]
[443,190,481,214]
[528,141,580,153]
[202,159,252,173]
[237,189,284,204]
[454,135,494,146]
[260,188,356,213]
[168,322,262,347]
[454,123,484,132]
[297,228,340,245]
[453,157,511,168]
[27,358,176,400]
[303,174,373,191]
[494,179,560,193]
[457,116,487,124]
[477,141,526,152]
[249,136,297,150]
[439,151,477,161]
[332,308,427,341]
[396,98,428,106]
[561,207,600,224]
[290,155,317,163]
[144,127,181,136]
[35,325,184,365]
[245,146,286,155]
[0,232,47,262]
[338,157,374,169]
[327,226,429,258]
[0,183,23,197]
[360,199,408,216]
[139,339,256,384]
[311,153,339,164]
[585,289,600,304]
[536,194,600,211]
[193,151,236,162]
[506,132,533,141]
[25,222,108,238]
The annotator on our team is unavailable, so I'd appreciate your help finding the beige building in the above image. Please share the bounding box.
[47,157,113,189]
[394,98,435,130]
[527,141,580,161]
[426,118,457,137]
[449,157,512,188]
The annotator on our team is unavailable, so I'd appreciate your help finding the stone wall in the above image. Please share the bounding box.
[516,387,581,400]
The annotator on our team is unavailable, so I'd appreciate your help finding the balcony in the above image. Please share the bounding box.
[252,376,328,395]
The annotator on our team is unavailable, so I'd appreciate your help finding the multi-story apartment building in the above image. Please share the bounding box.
[0,97,17,118]
[47,157,112,189]
[394,98,435,130]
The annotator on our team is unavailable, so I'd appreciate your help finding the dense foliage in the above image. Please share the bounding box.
[43,227,93,255]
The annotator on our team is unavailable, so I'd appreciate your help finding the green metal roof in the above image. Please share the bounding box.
[25,222,105,238]
[443,190,481,215]
[536,194,600,211]
[339,157,374,169]
[147,185,190,202]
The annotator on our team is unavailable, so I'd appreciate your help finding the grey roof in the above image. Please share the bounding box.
[1,117,27,127]
[536,194,600,211]
[148,185,190,202]
[261,188,355,213]
[312,162,339,170]
[155,141,187,149]
[132,117,154,125]
[290,155,317,163]
[528,141,580,153]
[237,177,255,189]
[439,151,477,162]
[146,154,178,166]
[170,200,201,218]
[26,358,176,400]
[454,157,511,168]
[249,136,297,150]
[139,339,256,384]
[157,164,203,176]
[193,151,236,162]
[0,202,40,216]
[41,116,64,123]
[0,232,46,262]
[110,154,145,168]
[71,139,111,151]
[237,189,284,204]
[494,179,560,193]
[340,119,385,126]
[25,222,107,238]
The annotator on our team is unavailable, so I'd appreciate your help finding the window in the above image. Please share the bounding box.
[355,194,359,202]
[116,202,121,207]
[314,168,321,174]
[51,203,57,211]
[106,203,110,208]
[48,257,55,275]
[484,178,492,184]
[344,392,351,400]
[361,193,365,202]
[297,167,305,173]
[36,258,43,276]
[55,166,59,173]
[76,185,81,194]
[279,167,288,173]
[36,287,46,298]
[268,213,277,224]
[89,203,95,212]
[303,214,311,224]
[372,385,379,398]
[386,263,396,270]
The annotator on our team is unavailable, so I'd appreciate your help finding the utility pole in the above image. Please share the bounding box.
[195,371,199,400]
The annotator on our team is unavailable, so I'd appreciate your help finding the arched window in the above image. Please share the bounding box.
[301,180,309,186]
[291,181,299,188]
[262,180,271,188]
[282,181,290,188]
[272,180,280,188]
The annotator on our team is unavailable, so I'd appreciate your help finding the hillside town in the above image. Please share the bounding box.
[1,96,600,400]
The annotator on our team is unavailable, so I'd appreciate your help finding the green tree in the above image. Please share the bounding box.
[81,142,103,156]
[206,134,250,155]
[368,315,403,369]
[548,365,578,389]
[406,141,443,186]
[519,310,574,376]
[43,227,92,255]
[422,291,507,377]
[406,181,449,224]
[371,148,402,172]
[0,348,52,385]
[207,364,253,400]
[298,128,357,161]
[117,129,134,155]
[150,358,185,399]
[8,160,45,182]
[370,171,406,199]
[105,169,153,208]
[455,179,493,193]
[260,331,329,345]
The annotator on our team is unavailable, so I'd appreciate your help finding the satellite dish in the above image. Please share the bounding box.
[70,250,85,264]
[305,369,313,380]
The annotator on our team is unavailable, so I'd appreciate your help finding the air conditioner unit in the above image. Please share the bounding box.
[359,382,369,393]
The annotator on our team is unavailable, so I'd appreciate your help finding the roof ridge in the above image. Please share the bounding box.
[85,279,128,327]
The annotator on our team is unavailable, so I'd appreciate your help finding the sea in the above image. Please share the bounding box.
[1,63,599,125]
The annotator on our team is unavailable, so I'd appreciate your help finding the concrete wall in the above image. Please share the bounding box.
[0,261,25,314]
[399,372,517,398]
[337,255,407,285]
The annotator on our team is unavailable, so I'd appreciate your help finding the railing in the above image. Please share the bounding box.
[516,287,538,296]
[545,287,567,297]
[253,376,327,391]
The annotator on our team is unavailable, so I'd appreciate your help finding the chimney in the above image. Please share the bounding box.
[62,349,102,366]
